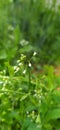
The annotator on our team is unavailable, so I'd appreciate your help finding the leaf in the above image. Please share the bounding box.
[5,62,14,77]
[19,45,34,53]
[52,94,60,104]
[26,105,37,112]
[13,25,20,45]
[27,123,41,130]
[9,111,20,121]
[46,108,60,122]
[23,118,32,129]
[0,50,7,59]
[20,93,30,101]
[36,114,41,123]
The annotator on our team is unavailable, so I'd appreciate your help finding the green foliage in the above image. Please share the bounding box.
[0,0,60,130]
[0,54,60,130]
[0,0,60,64]
[11,0,60,64]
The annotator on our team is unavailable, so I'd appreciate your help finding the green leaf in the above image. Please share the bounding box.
[20,93,30,101]
[0,50,7,59]
[20,45,33,53]
[52,94,60,104]
[26,105,37,112]
[46,108,60,122]
[9,111,20,121]
[5,62,14,77]
[27,123,41,130]
[13,25,20,45]
[36,114,41,123]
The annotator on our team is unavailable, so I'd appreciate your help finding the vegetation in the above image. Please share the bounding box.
[0,54,60,130]
[0,0,60,64]
[0,0,60,130]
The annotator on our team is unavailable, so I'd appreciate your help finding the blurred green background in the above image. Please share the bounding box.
[0,0,60,66]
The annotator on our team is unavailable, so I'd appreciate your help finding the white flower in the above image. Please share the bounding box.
[3,70,6,74]
[23,70,26,74]
[21,54,26,60]
[20,39,29,46]
[33,51,37,56]
[21,54,24,57]
[17,60,20,63]
[28,63,32,67]
[14,66,17,70]
[20,39,25,45]
[14,67,20,73]
[34,94,37,97]
[26,111,29,114]
[18,63,23,66]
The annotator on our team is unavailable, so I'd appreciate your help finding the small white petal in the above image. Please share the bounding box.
[28,63,32,67]
[17,60,20,63]
[33,52,37,56]
[18,63,23,66]
[15,67,20,73]
[20,39,29,46]
[23,70,26,74]
[26,111,29,114]
[14,66,17,70]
